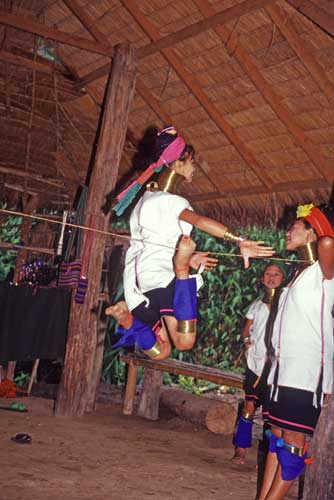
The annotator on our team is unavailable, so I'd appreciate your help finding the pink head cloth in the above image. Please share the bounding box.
[116,135,186,202]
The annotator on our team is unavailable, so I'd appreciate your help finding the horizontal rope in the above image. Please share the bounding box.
[0,208,305,263]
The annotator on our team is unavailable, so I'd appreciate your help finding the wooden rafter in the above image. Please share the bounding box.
[188,178,330,203]
[1,0,274,90]
[123,0,272,190]
[0,165,77,187]
[75,0,275,88]
[0,241,55,255]
[0,48,53,74]
[62,0,105,42]
[60,0,216,190]
[137,0,274,59]
[0,11,113,57]
[4,181,70,198]
[266,3,334,102]
[286,0,334,39]
[193,0,333,182]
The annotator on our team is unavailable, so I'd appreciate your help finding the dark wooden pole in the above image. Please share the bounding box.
[55,43,136,417]
[303,393,334,499]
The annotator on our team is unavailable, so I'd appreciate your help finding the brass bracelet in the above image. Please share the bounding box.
[224,229,244,244]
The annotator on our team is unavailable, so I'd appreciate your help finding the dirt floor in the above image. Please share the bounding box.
[0,392,299,500]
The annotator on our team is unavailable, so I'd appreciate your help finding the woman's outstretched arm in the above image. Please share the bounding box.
[179,209,275,269]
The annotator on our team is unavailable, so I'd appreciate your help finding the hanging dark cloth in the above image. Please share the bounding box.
[0,283,71,362]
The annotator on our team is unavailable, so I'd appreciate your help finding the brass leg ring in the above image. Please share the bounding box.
[178,319,197,334]
[142,341,162,358]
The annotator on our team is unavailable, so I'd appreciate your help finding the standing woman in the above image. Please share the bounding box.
[233,264,285,464]
[107,126,274,360]
[258,204,334,500]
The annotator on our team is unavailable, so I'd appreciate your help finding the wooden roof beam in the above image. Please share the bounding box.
[266,3,334,102]
[0,241,55,255]
[286,0,334,40]
[194,0,333,182]
[76,0,275,88]
[0,165,78,187]
[0,48,53,74]
[62,0,106,42]
[4,181,71,198]
[188,178,330,202]
[123,0,273,190]
[0,11,113,57]
[61,0,216,190]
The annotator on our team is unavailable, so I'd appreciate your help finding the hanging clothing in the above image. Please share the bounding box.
[0,283,70,362]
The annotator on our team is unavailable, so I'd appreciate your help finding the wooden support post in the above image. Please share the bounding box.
[137,368,163,421]
[303,394,334,499]
[55,44,137,417]
[123,361,138,416]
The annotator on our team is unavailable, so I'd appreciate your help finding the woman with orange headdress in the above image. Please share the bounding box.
[107,126,274,360]
[258,203,334,500]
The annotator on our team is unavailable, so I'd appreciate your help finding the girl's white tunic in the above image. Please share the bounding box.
[246,300,269,376]
[123,190,193,311]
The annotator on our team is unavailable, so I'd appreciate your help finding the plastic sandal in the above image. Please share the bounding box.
[10,433,32,444]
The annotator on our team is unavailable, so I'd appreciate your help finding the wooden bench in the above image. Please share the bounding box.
[120,353,244,419]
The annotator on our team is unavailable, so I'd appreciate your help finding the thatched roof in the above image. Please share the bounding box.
[0,0,334,222]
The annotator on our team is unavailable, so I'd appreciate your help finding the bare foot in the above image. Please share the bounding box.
[231,448,246,465]
[174,236,196,278]
[105,301,132,329]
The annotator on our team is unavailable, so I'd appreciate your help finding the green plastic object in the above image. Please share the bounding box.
[0,401,27,412]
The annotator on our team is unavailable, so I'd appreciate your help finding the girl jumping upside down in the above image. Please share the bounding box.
[107,126,274,360]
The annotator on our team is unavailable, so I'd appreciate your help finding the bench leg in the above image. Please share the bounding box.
[137,368,163,420]
[123,361,138,415]
[27,359,40,396]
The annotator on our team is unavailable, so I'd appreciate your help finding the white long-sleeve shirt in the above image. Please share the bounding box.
[268,261,334,394]
[124,190,193,311]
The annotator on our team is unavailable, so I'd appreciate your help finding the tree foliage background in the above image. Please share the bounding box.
[0,208,22,281]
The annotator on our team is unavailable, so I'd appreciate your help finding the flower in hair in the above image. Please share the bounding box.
[296,203,315,219]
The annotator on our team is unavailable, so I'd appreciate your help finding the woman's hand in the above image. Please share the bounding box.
[239,240,275,269]
[243,337,254,349]
[189,252,218,271]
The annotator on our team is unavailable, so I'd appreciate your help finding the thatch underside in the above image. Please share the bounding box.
[0,0,334,223]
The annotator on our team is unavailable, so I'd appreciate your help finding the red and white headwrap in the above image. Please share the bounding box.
[296,204,334,237]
